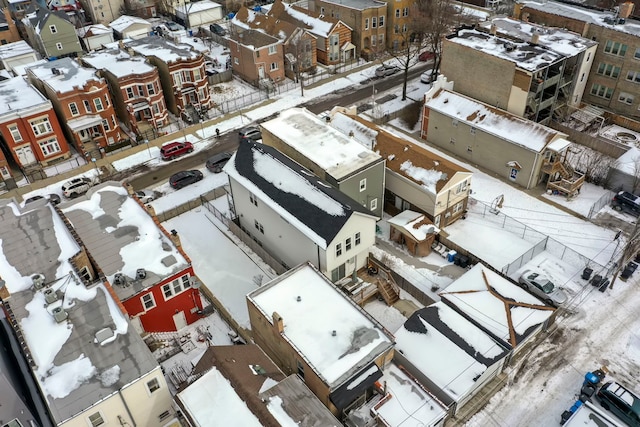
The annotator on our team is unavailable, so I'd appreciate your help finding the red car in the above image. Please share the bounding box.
[160,141,193,161]
[419,51,435,61]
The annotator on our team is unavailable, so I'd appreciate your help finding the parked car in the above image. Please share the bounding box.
[62,177,94,198]
[160,141,193,161]
[24,193,61,206]
[420,70,436,84]
[206,152,233,173]
[238,126,261,142]
[375,64,401,77]
[210,23,226,36]
[596,381,640,427]
[170,170,203,189]
[611,191,640,216]
[164,21,182,32]
[418,51,435,61]
[518,268,568,306]
[135,189,159,204]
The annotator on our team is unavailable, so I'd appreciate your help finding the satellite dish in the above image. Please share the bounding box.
[189,277,201,288]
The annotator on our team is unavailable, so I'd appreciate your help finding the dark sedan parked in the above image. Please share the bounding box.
[169,170,203,190]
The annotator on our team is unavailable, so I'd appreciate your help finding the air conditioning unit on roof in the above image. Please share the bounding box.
[32,274,46,290]
[44,288,58,304]
[52,307,68,323]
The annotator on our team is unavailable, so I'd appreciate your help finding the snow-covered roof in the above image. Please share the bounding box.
[177,367,262,426]
[0,199,158,424]
[109,15,151,33]
[27,57,102,94]
[13,59,47,76]
[0,76,51,117]
[327,112,378,150]
[480,17,597,56]
[520,1,640,37]
[372,363,448,426]
[261,108,382,180]
[61,183,189,301]
[447,27,564,72]
[546,137,572,152]
[440,263,555,348]
[425,89,561,152]
[394,303,509,401]
[125,35,200,63]
[388,210,439,242]
[76,23,112,37]
[82,48,155,78]
[228,28,281,49]
[268,0,350,38]
[225,140,376,249]
[0,40,36,60]
[176,0,221,14]
[247,263,394,388]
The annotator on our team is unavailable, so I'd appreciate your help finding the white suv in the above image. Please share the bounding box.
[62,177,94,198]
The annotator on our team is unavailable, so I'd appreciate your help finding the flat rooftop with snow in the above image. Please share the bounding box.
[26,57,100,93]
[260,107,382,180]
[82,48,155,77]
[61,182,189,301]
[247,263,394,388]
[0,199,157,424]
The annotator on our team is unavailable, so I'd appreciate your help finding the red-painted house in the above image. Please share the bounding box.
[0,76,70,173]
[61,182,204,333]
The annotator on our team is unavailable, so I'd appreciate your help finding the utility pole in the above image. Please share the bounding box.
[610,221,640,289]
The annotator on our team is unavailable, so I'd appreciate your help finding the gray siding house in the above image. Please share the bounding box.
[22,7,82,60]
[261,107,385,218]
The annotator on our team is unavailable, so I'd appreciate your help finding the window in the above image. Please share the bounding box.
[355,232,361,245]
[359,178,366,192]
[395,8,400,17]
[336,243,342,257]
[49,24,57,33]
[450,137,456,144]
[378,34,384,45]
[453,202,463,214]
[372,37,376,47]
[372,17,377,28]
[456,181,468,194]
[365,18,369,30]
[270,62,278,71]
[182,71,192,82]
[268,45,277,54]
[470,126,477,135]
[94,98,103,111]
[297,360,304,379]
[635,48,640,59]
[56,42,63,50]
[403,7,409,16]
[147,83,156,95]
[153,102,160,114]
[452,119,459,127]
[8,124,22,142]
[83,100,92,112]
[39,138,61,156]
[30,117,52,136]
[126,87,134,99]
[345,237,352,251]
[69,102,79,116]
[402,24,408,33]
[394,24,399,34]
[162,275,189,299]
[102,119,110,131]
[604,40,627,56]
[626,70,640,83]
[234,57,239,65]
[379,16,384,27]
[104,95,110,107]
[87,412,105,427]
[147,377,161,393]
[194,68,201,80]
[590,83,613,99]
[370,198,378,211]
[249,192,258,206]
[254,220,264,233]
[173,72,182,85]
[141,293,155,310]
[509,168,518,180]
[467,146,473,152]
[619,92,634,105]
[597,62,621,78]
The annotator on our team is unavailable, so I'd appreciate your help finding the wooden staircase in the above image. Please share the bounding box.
[368,259,401,306]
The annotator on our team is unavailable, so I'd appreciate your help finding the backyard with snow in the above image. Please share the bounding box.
[18,57,640,426]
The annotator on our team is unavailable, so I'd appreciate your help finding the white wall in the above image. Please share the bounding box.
[325,213,377,277]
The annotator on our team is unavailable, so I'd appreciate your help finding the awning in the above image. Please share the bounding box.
[130,101,150,112]
[341,41,356,51]
[67,115,102,131]
[330,363,382,410]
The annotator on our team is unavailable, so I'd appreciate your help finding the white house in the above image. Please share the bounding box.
[394,302,510,414]
[224,140,378,282]
[176,0,223,29]
[77,23,114,51]
[109,15,152,40]
[0,40,39,76]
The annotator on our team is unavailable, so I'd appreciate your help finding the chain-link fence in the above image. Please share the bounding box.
[587,189,615,219]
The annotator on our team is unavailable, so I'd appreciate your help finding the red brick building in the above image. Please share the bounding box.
[0,76,69,176]
[126,36,211,124]
[227,28,286,87]
[27,57,123,159]
[82,48,169,139]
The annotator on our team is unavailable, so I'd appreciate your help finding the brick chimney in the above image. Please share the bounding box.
[169,229,181,248]
[272,312,284,334]
[619,1,635,19]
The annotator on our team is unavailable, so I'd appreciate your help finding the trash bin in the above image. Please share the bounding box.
[598,278,610,292]
[590,274,602,287]
[188,29,193,36]
[459,256,469,268]
[453,254,461,266]
[447,250,457,263]
[581,267,593,280]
